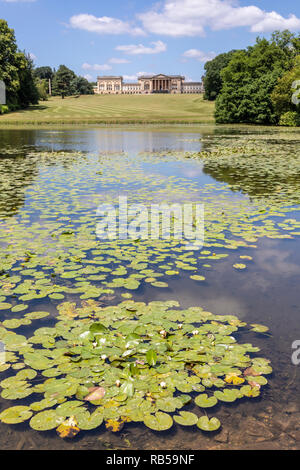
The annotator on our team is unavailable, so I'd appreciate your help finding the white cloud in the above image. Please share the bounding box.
[29,52,37,61]
[123,72,153,82]
[250,11,300,33]
[116,40,167,55]
[138,0,300,37]
[69,14,145,36]
[82,63,112,71]
[109,58,131,64]
[83,74,94,82]
[183,49,216,62]
[123,74,139,82]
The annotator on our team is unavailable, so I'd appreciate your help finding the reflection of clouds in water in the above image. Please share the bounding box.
[255,246,300,277]
[194,295,247,319]
[181,168,203,178]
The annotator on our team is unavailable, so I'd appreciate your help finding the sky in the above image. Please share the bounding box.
[1,0,300,82]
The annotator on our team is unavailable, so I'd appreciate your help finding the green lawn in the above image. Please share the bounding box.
[0,94,215,125]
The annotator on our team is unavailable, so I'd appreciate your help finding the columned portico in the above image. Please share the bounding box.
[152,77,172,92]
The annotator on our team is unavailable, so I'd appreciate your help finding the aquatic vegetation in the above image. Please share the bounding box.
[0,129,299,442]
[0,300,271,436]
[0,143,299,318]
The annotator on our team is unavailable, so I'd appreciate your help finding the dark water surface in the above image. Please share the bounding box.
[0,126,300,450]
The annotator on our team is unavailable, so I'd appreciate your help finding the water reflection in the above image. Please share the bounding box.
[0,127,299,449]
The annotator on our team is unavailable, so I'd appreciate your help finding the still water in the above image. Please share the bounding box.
[0,126,299,450]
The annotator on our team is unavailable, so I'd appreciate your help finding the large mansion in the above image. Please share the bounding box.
[94,74,204,95]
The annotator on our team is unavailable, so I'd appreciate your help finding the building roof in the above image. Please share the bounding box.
[97,76,123,80]
[138,74,185,80]
[183,82,203,85]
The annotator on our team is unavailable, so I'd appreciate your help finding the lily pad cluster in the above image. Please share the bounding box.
[0,300,271,436]
[0,143,299,318]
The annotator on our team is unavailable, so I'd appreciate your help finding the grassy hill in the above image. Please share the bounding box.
[0,94,215,125]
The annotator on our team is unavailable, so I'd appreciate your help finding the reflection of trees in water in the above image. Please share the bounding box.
[203,161,300,201]
[0,130,39,217]
[0,129,90,217]
[0,156,38,217]
[0,151,87,218]
[200,134,300,201]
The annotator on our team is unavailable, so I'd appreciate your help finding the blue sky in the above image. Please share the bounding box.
[1,0,300,82]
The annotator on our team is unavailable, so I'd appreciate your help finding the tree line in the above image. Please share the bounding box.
[203,30,300,126]
[0,19,94,114]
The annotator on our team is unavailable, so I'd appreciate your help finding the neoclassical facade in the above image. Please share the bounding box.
[94,74,204,95]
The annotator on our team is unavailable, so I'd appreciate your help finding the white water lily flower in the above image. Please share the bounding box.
[160,382,167,388]
[101,354,107,360]
[192,330,199,335]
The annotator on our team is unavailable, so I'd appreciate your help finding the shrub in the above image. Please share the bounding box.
[279,111,300,126]
[0,104,9,114]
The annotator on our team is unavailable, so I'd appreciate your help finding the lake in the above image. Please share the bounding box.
[0,126,299,450]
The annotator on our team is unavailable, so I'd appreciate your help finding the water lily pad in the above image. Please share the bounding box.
[190,275,206,281]
[197,416,221,432]
[11,304,28,313]
[174,411,198,426]
[29,410,64,431]
[144,412,173,431]
[195,394,218,408]
[214,389,241,402]
[0,406,33,424]
[233,264,247,270]
[250,324,269,333]
[76,410,103,430]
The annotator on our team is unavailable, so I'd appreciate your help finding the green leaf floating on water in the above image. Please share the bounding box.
[76,410,103,430]
[89,323,108,335]
[25,311,49,320]
[190,275,206,281]
[174,411,198,426]
[197,416,221,432]
[233,264,247,270]
[195,393,218,408]
[144,412,173,431]
[29,410,65,431]
[250,324,269,333]
[0,303,12,311]
[0,300,271,437]
[0,406,33,424]
[146,349,157,367]
[11,304,28,313]
[214,389,242,402]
